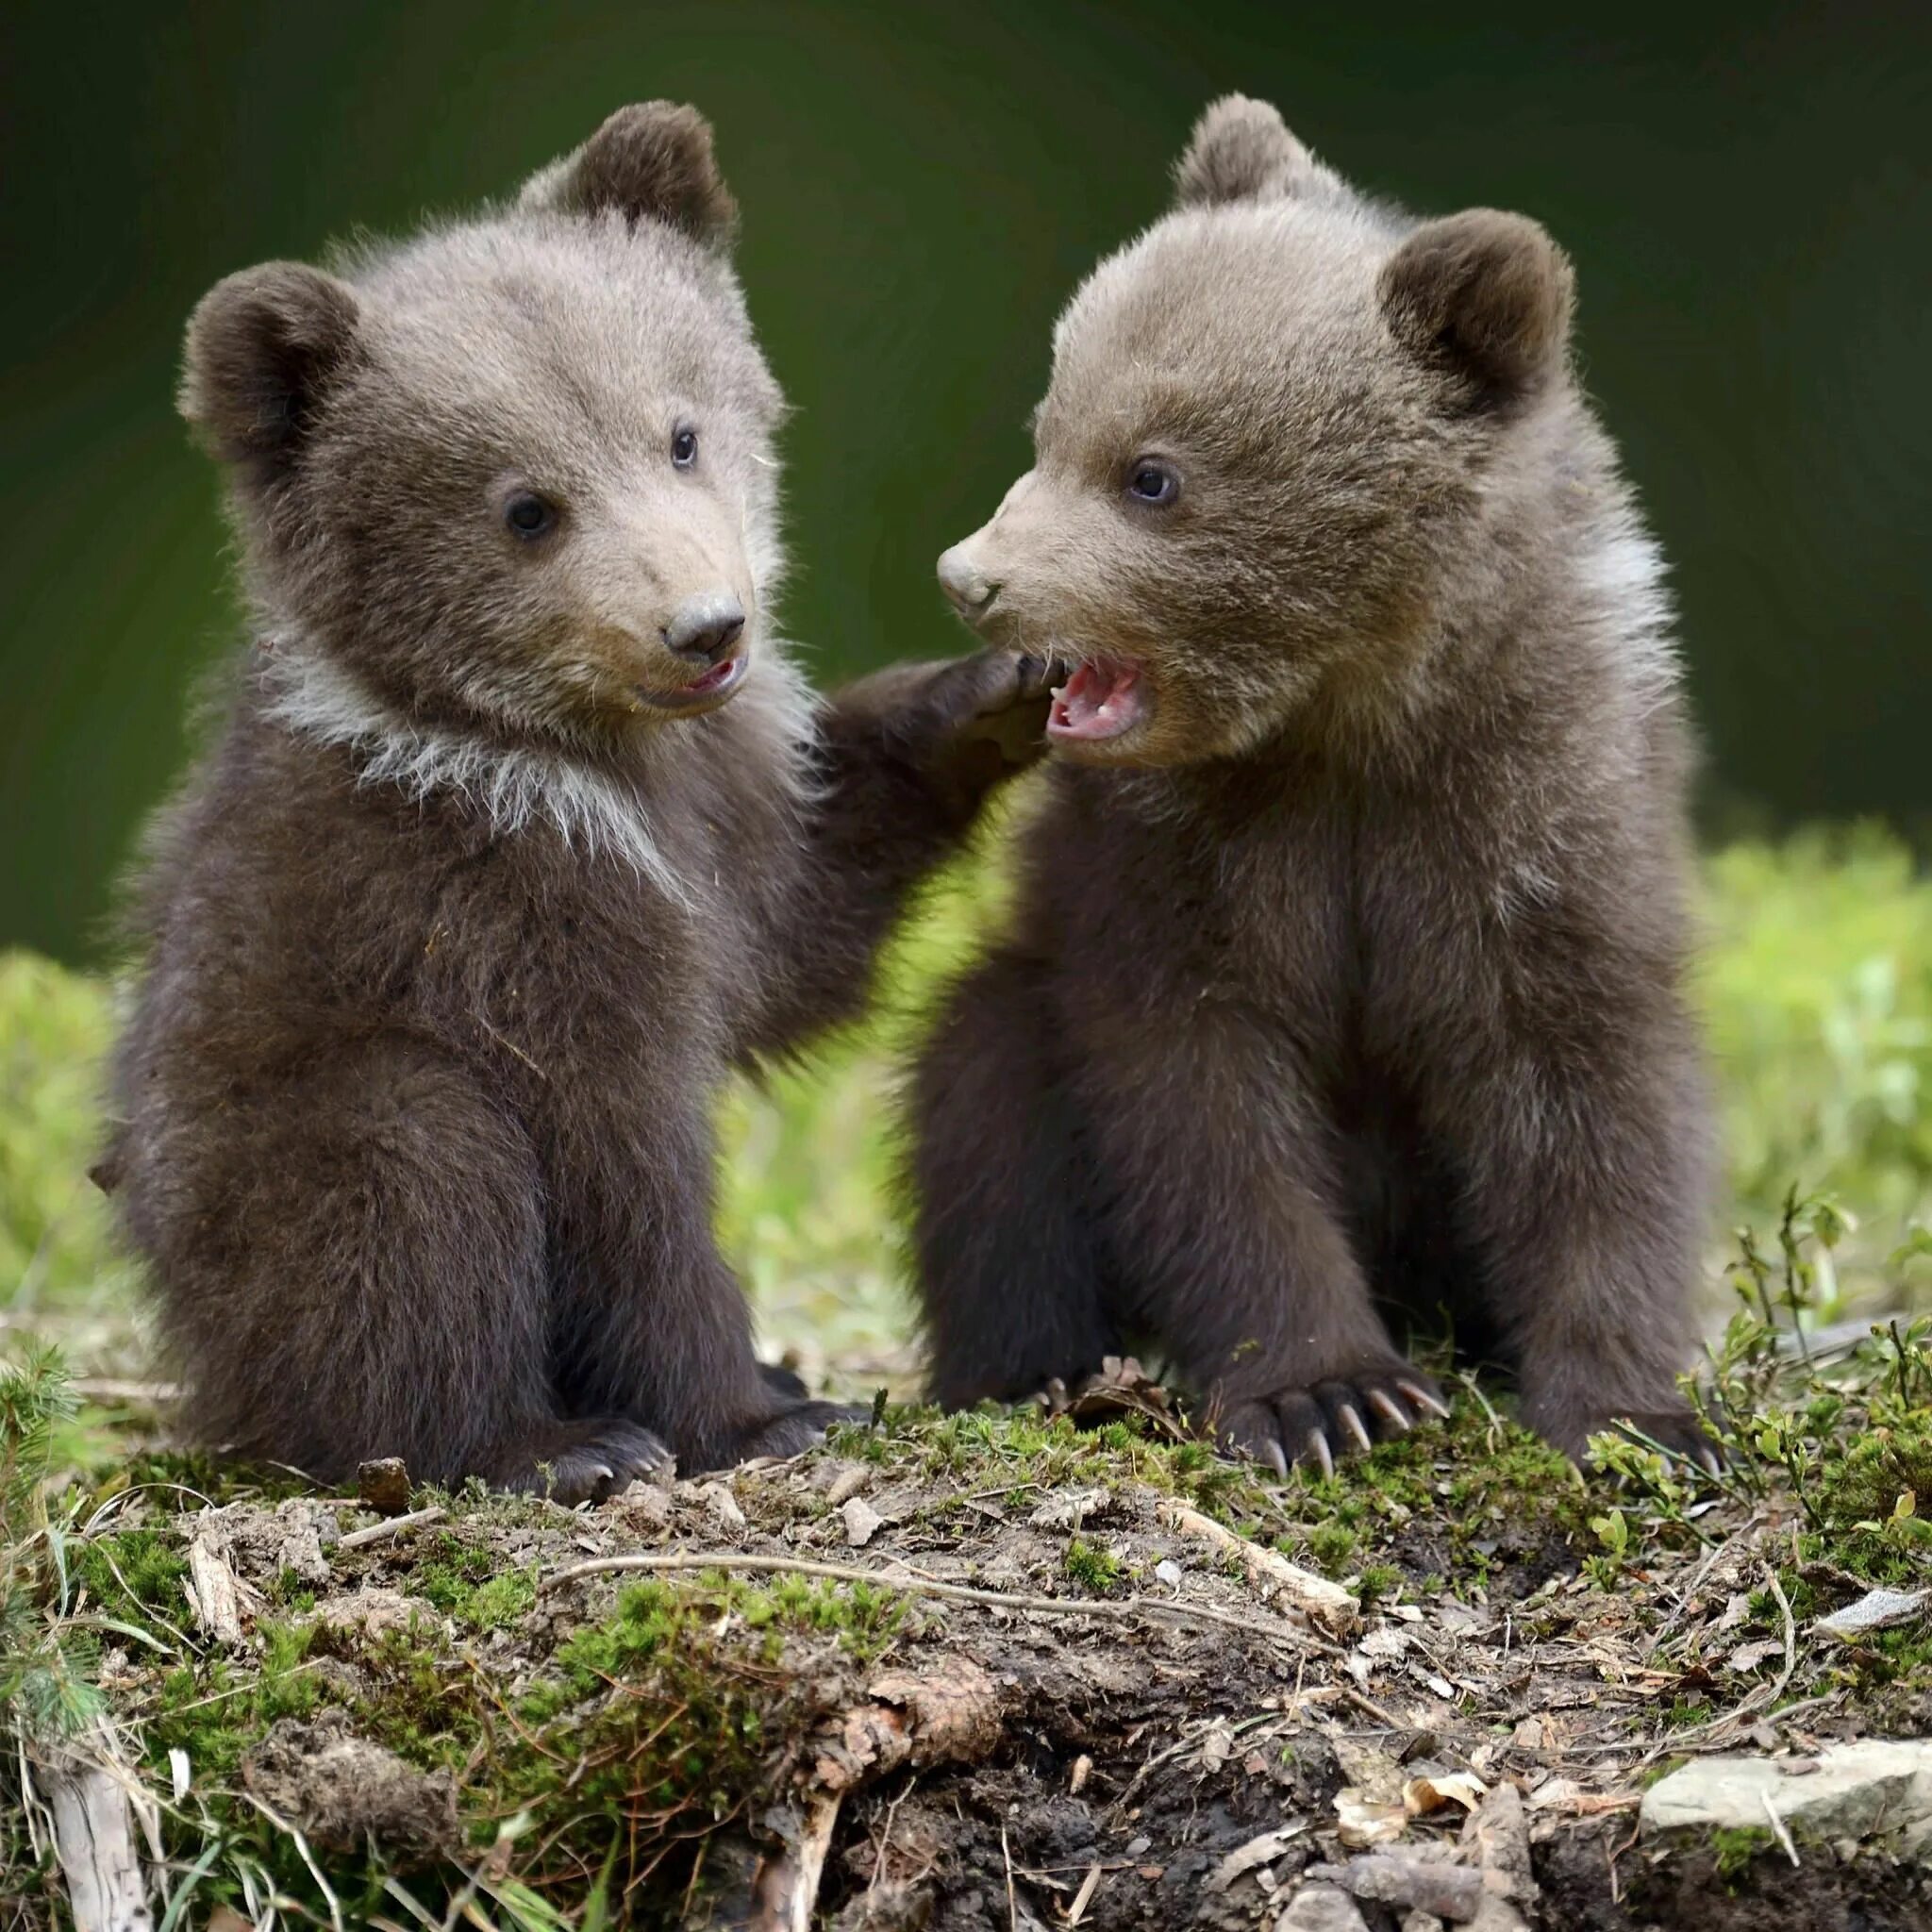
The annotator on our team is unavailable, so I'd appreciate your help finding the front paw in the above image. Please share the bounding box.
[939,649,1064,769]
[1219,1362,1450,1479]
[496,1419,674,1505]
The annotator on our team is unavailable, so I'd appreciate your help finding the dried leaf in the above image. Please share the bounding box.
[1206,1823,1308,1892]
[1403,1771,1487,1816]
[1335,1790,1409,1847]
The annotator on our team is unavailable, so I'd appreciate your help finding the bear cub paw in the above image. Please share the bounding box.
[497,1420,675,1506]
[1220,1362,1451,1479]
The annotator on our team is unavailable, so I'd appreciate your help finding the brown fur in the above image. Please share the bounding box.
[106,105,1050,1501]
[910,97,1713,1470]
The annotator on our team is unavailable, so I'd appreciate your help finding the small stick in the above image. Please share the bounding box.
[338,1505,446,1550]
[1065,1861,1103,1926]
[1760,1789,1801,1868]
[541,1549,1307,1649]
[1158,1501,1358,1636]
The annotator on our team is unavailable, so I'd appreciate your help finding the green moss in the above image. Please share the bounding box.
[1711,1825,1774,1883]
[1062,1536,1124,1593]
[75,1527,187,1619]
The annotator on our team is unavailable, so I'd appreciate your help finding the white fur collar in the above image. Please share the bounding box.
[258,642,749,908]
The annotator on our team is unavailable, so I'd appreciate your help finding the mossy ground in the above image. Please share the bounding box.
[9,1294,1932,1928]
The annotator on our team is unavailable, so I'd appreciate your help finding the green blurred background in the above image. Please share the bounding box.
[3,0,1928,961]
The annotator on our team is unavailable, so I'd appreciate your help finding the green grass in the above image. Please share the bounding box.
[5,824,1932,1386]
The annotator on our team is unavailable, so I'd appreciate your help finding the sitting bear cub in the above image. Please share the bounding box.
[106,103,1052,1500]
[912,97,1715,1474]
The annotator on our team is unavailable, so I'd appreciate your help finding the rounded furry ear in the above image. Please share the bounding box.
[1173,95,1321,208]
[1378,209,1574,404]
[179,263,361,480]
[523,101,739,247]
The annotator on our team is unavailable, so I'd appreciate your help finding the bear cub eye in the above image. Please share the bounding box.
[671,426,699,469]
[504,491,558,540]
[1125,458,1179,508]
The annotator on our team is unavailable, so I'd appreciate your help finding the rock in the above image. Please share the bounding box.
[1276,1886,1371,1932]
[356,1457,410,1515]
[1400,1916,1445,1932]
[1814,1585,1928,1641]
[1307,1854,1486,1921]
[842,1495,885,1548]
[1640,1739,1932,1843]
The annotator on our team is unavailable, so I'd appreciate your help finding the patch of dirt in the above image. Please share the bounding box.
[241,1708,458,1864]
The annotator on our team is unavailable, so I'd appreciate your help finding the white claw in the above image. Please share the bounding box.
[1338,1404,1374,1455]
[1307,1430,1336,1481]
[1399,1381,1453,1422]
[1263,1437,1290,1478]
[1366,1389,1413,1433]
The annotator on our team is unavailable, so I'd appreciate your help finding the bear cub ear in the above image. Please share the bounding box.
[1378,209,1574,405]
[524,101,739,248]
[179,262,361,481]
[1173,94,1324,209]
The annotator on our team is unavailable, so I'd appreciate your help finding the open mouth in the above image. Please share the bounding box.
[642,653,748,713]
[1047,658,1144,744]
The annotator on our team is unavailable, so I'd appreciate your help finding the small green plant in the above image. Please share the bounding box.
[1062,1536,1124,1593]
[1710,1824,1774,1884]
[0,1342,102,1745]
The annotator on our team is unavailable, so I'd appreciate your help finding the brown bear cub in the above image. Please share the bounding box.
[105,104,1054,1502]
[911,97,1717,1474]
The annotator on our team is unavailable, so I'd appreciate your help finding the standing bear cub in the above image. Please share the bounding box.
[911,97,1716,1474]
[106,103,1053,1501]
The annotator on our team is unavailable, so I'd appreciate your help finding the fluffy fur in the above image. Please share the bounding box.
[106,104,1052,1500]
[910,97,1713,1472]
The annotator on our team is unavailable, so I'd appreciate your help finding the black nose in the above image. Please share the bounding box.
[663,591,746,665]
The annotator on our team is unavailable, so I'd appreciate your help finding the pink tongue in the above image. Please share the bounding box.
[1048,660,1142,742]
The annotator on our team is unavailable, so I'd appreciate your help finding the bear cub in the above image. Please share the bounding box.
[911,97,1715,1474]
[106,104,1053,1501]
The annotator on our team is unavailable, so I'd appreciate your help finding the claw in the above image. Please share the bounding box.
[1697,1446,1724,1479]
[1306,1429,1335,1481]
[1398,1381,1452,1422]
[1263,1437,1290,1478]
[1366,1389,1413,1434]
[1338,1403,1374,1455]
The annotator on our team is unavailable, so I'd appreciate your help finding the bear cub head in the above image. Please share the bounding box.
[182,103,785,748]
[938,95,1577,766]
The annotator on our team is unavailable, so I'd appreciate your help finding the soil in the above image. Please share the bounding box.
[59,1400,1932,1931]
